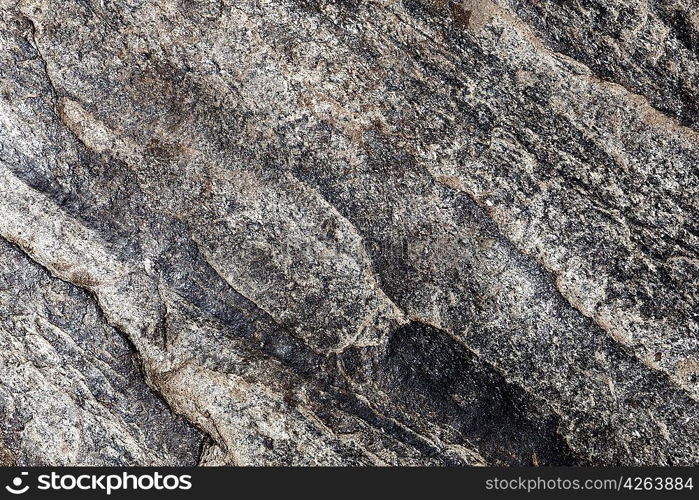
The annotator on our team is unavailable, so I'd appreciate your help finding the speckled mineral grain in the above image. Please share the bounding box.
[0,0,697,466]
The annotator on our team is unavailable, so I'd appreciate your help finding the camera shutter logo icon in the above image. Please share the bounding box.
[5,472,29,495]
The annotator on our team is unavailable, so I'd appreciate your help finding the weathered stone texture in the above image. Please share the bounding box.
[0,239,202,465]
[0,0,697,465]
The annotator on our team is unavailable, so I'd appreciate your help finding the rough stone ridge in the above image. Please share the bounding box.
[0,239,202,465]
[0,0,697,465]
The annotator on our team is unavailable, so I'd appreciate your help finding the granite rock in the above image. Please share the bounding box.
[0,0,697,465]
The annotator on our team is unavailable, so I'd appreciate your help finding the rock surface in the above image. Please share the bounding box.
[0,0,697,465]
